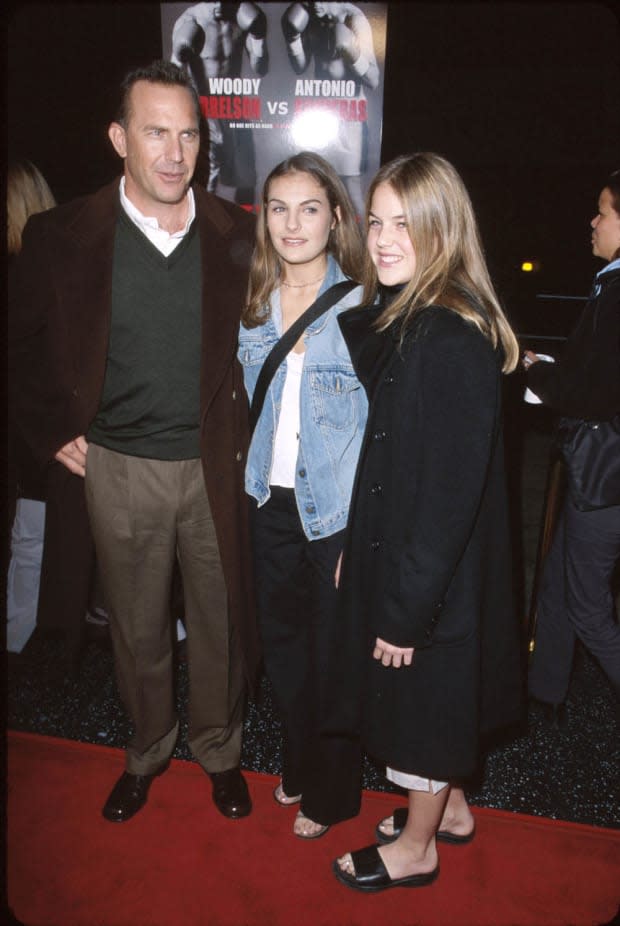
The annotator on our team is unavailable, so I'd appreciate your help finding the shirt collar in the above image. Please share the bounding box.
[119,176,195,239]
[597,257,620,277]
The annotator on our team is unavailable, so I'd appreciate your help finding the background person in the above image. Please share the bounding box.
[7,164,111,668]
[9,60,259,824]
[239,152,365,838]
[331,152,522,891]
[524,170,620,724]
[6,160,56,654]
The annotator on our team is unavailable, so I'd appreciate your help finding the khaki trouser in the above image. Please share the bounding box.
[85,444,244,776]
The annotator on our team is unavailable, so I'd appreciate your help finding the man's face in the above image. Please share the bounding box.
[108,81,200,218]
[591,187,620,263]
[210,3,239,24]
[312,3,336,21]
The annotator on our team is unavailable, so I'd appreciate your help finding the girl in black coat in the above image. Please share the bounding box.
[331,153,522,893]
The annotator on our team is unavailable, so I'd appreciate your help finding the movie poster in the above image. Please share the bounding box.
[160,2,387,215]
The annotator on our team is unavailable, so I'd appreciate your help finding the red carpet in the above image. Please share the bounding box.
[7,731,620,926]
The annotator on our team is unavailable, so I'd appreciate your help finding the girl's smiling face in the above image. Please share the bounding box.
[367,182,416,285]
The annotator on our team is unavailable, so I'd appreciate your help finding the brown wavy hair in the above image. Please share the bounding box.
[361,152,519,373]
[242,152,363,328]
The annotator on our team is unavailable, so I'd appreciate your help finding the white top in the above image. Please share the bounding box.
[270,350,304,488]
[119,177,195,256]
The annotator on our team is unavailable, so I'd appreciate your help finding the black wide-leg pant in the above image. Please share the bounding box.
[529,498,620,705]
[251,487,361,826]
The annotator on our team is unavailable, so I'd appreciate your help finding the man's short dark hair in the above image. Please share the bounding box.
[116,59,202,128]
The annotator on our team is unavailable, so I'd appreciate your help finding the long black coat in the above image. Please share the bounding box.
[330,303,522,780]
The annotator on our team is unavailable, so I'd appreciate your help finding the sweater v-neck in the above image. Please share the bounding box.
[117,207,198,269]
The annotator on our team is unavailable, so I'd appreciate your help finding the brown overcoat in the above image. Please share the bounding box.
[8,179,260,684]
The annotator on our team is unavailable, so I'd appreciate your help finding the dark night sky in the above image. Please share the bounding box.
[7,1,620,330]
[380,2,620,324]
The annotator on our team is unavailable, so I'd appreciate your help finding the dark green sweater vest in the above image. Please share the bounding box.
[87,211,202,459]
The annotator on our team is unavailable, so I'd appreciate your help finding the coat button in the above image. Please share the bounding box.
[232,389,237,400]
[305,504,316,514]
[370,482,383,495]
[235,451,243,461]
[370,540,381,551]
[373,429,387,441]
[425,628,433,641]
[298,468,306,478]
[72,387,79,397]
[384,374,394,384]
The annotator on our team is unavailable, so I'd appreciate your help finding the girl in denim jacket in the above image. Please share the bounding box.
[239,152,366,838]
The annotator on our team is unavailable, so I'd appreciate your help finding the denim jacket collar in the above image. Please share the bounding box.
[270,255,347,339]
[238,257,366,540]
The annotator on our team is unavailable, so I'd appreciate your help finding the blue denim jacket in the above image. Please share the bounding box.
[239,257,367,539]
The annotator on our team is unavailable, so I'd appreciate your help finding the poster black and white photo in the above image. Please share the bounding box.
[160,2,387,213]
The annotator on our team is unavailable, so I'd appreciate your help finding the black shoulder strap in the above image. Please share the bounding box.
[249,280,357,434]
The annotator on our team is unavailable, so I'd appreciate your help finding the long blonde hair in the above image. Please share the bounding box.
[7,160,56,256]
[363,153,519,372]
[243,152,363,328]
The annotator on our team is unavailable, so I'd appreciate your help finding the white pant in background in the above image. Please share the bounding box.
[7,498,45,653]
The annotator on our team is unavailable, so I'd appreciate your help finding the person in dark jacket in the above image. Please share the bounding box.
[330,152,522,893]
[9,61,259,825]
[524,170,620,722]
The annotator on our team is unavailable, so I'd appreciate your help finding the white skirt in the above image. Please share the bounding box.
[386,767,449,794]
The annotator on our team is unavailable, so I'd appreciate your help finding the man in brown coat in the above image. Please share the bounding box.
[9,60,259,823]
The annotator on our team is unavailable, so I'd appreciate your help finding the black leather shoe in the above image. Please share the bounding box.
[102,769,165,823]
[209,767,252,819]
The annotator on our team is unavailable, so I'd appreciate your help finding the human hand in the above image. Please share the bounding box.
[373,637,414,668]
[522,350,540,370]
[55,435,89,477]
[334,551,343,589]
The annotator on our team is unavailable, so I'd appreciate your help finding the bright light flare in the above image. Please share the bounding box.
[290,110,339,150]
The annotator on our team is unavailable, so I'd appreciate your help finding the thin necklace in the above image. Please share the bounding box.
[281,272,325,288]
